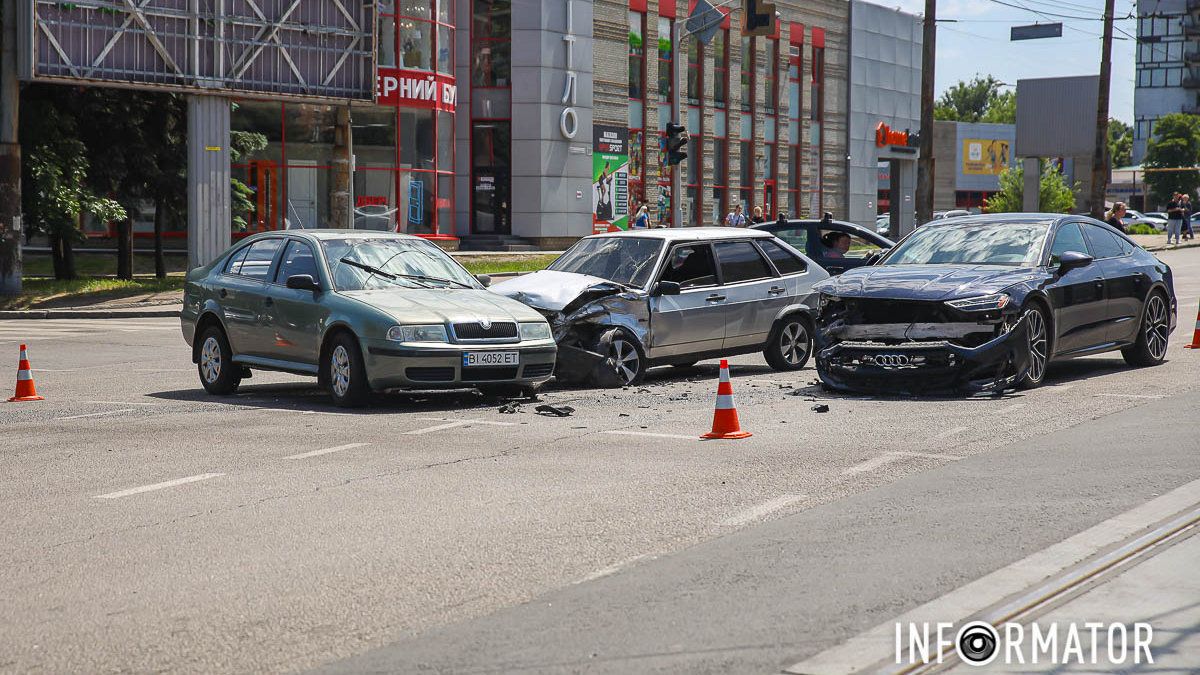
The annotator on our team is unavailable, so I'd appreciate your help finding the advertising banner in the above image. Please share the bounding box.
[962,138,1011,175]
[375,68,457,111]
[593,125,631,233]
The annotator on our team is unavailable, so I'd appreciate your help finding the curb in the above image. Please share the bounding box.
[1144,240,1200,252]
[0,308,181,319]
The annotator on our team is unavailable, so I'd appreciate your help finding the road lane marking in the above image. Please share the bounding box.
[413,417,519,426]
[405,421,472,434]
[932,425,968,440]
[283,442,371,460]
[576,555,651,584]
[784,476,1200,675]
[721,494,807,528]
[994,403,1026,415]
[843,452,961,476]
[95,473,224,499]
[57,409,134,421]
[83,400,161,406]
[1046,383,1075,392]
[603,430,699,440]
[1095,393,1165,399]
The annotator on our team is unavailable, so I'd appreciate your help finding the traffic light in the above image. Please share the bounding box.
[743,0,776,37]
[665,122,688,166]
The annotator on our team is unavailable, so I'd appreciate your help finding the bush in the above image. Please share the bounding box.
[1126,224,1159,235]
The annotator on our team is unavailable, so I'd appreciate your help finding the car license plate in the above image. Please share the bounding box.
[463,351,519,367]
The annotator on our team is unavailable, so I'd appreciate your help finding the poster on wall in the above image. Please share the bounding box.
[593,125,630,233]
[962,138,1011,175]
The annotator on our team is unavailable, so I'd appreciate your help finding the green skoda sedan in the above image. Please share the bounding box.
[181,231,557,407]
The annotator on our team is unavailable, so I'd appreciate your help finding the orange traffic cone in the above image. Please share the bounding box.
[8,344,45,402]
[1185,301,1200,349]
[701,359,751,439]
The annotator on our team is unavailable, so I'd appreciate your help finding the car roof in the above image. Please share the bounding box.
[586,227,774,242]
[918,213,1071,227]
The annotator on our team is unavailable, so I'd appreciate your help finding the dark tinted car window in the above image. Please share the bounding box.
[771,225,808,250]
[1049,223,1091,266]
[1083,224,1126,259]
[661,244,717,288]
[274,241,320,283]
[714,241,775,283]
[224,246,251,275]
[236,239,283,280]
[758,239,807,275]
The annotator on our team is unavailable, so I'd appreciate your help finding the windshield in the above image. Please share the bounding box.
[881,221,1050,267]
[320,237,479,291]
[547,236,665,288]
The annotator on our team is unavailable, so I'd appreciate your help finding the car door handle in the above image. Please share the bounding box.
[768,286,786,295]
[706,294,726,303]
[219,288,228,298]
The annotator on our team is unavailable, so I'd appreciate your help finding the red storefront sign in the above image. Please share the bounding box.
[375,68,457,111]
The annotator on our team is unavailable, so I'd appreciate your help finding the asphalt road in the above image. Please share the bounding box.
[2,248,1200,674]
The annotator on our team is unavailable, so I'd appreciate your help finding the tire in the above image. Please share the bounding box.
[326,332,371,407]
[764,314,813,371]
[197,324,241,395]
[596,327,646,387]
[1016,303,1051,390]
[1122,291,1170,367]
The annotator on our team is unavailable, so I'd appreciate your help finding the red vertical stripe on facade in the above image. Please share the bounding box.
[630,0,647,12]
[789,22,805,45]
[812,27,826,48]
[720,7,731,29]
[658,0,676,19]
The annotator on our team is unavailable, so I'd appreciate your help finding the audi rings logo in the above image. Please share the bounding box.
[873,354,912,367]
[956,621,1000,666]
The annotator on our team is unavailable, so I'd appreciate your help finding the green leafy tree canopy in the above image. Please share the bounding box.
[934,76,1015,124]
[1108,118,1133,168]
[1143,113,1200,204]
[983,162,1077,214]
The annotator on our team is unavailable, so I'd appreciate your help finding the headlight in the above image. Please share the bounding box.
[945,293,1011,312]
[386,324,449,342]
[519,321,552,340]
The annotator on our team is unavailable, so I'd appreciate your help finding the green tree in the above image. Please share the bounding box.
[1108,119,1133,168]
[229,122,268,232]
[1143,113,1200,204]
[984,163,1077,214]
[934,76,1013,123]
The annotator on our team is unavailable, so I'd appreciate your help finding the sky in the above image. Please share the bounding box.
[886,0,1138,123]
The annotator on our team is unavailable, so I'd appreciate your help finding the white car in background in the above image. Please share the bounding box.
[1122,209,1166,231]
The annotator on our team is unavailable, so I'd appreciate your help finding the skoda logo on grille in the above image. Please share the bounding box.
[874,354,911,367]
[479,318,492,330]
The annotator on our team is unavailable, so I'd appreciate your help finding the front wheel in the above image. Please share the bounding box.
[197,325,241,395]
[1122,292,1170,367]
[595,327,646,387]
[1016,304,1050,390]
[326,333,371,407]
[764,315,813,371]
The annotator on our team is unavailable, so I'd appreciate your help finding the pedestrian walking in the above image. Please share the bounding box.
[1167,193,1184,246]
[751,206,766,225]
[724,204,747,227]
[1105,202,1128,234]
[632,205,650,229]
[1183,194,1195,241]
[775,211,788,227]
[820,211,834,225]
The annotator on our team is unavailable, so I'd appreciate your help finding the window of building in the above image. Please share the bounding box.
[686,33,704,226]
[740,36,756,212]
[712,23,730,223]
[811,32,826,209]
[658,15,675,227]
[629,8,649,225]
[763,34,780,217]
[471,0,511,235]
[786,28,804,217]
[471,0,510,86]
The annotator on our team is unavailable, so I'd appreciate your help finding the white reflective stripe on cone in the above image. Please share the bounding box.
[715,394,736,409]
[719,368,731,383]
[16,369,32,381]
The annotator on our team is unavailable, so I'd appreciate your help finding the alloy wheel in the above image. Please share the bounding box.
[1144,294,1169,360]
[200,336,221,384]
[609,338,641,385]
[1024,308,1048,384]
[779,321,809,366]
[331,345,351,398]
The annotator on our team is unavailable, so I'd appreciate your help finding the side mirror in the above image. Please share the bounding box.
[475,274,492,287]
[652,280,682,296]
[285,274,320,291]
[1057,250,1093,274]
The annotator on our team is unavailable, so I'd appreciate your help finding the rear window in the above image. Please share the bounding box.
[714,241,775,283]
[1083,224,1127,259]
[233,239,284,280]
[758,239,807,275]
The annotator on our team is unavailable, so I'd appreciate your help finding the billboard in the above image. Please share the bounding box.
[24,0,375,101]
[593,125,630,233]
[961,139,1011,175]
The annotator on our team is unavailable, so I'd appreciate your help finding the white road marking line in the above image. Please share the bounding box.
[603,430,699,440]
[932,425,969,440]
[405,421,471,435]
[57,409,135,421]
[1095,392,1164,399]
[576,554,651,584]
[95,473,224,499]
[413,417,519,427]
[283,442,371,460]
[994,403,1026,414]
[721,494,807,528]
[784,476,1200,675]
[843,451,961,476]
[130,368,193,373]
[83,400,161,406]
[1046,384,1075,392]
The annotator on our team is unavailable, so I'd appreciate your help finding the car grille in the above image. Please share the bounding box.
[406,367,455,382]
[460,366,520,381]
[838,298,954,325]
[522,363,554,378]
[453,321,518,341]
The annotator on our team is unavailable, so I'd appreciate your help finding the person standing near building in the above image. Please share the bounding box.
[1182,194,1195,241]
[632,205,650,229]
[1167,193,1184,246]
[751,206,766,225]
[725,204,747,227]
[1105,202,1128,234]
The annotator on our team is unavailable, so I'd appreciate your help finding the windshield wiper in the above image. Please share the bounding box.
[338,258,471,289]
[392,273,473,289]
[339,257,398,280]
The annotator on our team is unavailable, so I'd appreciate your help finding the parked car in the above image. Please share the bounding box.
[490,228,829,387]
[752,218,895,276]
[875,214,890,236]
[932,209,971,221]
[181,231,557,406]
[1122,209,1166,231]
[813,214,1176,394]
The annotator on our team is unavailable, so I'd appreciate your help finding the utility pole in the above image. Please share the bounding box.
[915,0,936,227]
[1090,0,1116,220]
[0,0,22,294]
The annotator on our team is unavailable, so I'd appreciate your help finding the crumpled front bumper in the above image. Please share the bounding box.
[816,316,1031,395]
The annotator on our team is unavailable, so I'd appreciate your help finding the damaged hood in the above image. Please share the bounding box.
[338,288,545,324]
[814,264,1043,301]
[490,270,631,312]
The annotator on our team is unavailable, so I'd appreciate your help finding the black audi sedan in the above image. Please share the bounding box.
[812,214,1176,394]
